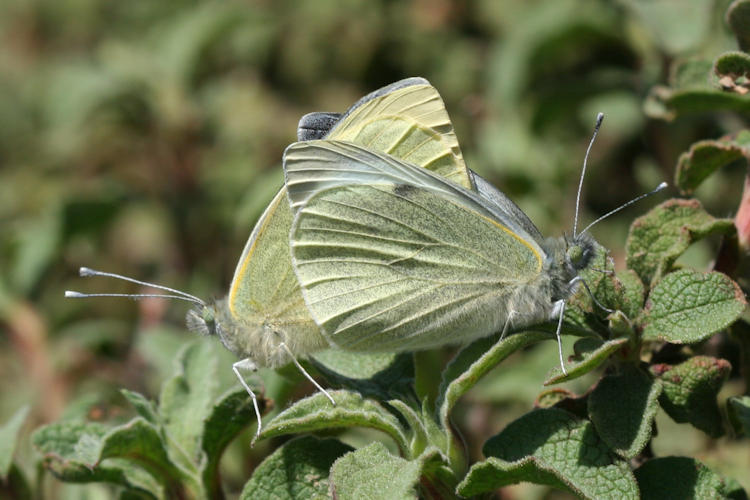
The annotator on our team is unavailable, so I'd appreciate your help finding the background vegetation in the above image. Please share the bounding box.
[1,0,748,498]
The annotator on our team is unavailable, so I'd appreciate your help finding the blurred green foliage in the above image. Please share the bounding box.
[1,0,749,498]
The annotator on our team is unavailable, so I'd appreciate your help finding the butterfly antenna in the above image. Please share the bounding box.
[579,182,668,236]
[573,113,604,238]
[65,267,205,306]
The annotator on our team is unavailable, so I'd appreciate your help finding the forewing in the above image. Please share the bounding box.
[228,189,317,331]
[284,140,545,252]
[291,183,544,351]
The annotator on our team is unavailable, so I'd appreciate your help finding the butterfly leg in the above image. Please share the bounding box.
[278,342,336,406]
[499,309,517,340]
[569,276,613,313]
[551,300,568,376]
[232,358,263,443]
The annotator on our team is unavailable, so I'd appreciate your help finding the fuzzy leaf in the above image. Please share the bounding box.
[642,270,746,344]
[535,388,578,409]
[457,408,637,499]
[671,59,715,89]
[727,0,750,52]
[311,351,415,402]
[120,390,159,425]
[388,400,429,457]
[32,420,164,499]
[437,330,550,430]
[715,52,750,79]
[675,134,750,194]
[635,456,747,500]
[201,388,261,496]
[626,199,735,285]
[159,341,219,461]
[728,395,750,436]
[544,338,628,385]
[619,0,713,54]
[0,463,32,499]
[328,441,425,500]
[97,418,199,495]
[0,405,29,479]
[651,356,731,437]
[587,367,662,458]
[240,436,352,500]
[645,74,750,120]
[615,270,647,319]
[260,390,409,454]
[312,350,399,379]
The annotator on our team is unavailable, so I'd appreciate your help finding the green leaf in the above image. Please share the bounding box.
[0,405,29,479]
[312,350,400,379]
[201,388,261,497]
[159,341,219,460]
[201,387,259,466]
[644,74,750,120]
[535,388,580,409]
[587,367,662,458]
[240,436,353,500]
[675,135,750,194]
[715,52,750,79]
[120,390,159,425]
[671,59,715,90]
[310,351,415,402]
[387,400,429,458]
[0,463,32,500]
[727,395,750,436]
[619,0,713,54]
[635,456,748,500]
[9,208,61,295]
[328,441,425,500]
[544,338,628,385]
[97,418,200,496]
[626,199,735,285]
[727,0,750,52]
[457,408,637,499]
[642,270,746,344]
[651,356,731,437]
[615,270,647,319]
[260,390,409,454]
[437,330,549,430]
[32,420,163,499]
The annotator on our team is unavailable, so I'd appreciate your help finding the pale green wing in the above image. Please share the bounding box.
[284,141,547,351]
[230,78,473,322]
[326,78,473,190]
[285,140,545,247]
[227,189,326,356]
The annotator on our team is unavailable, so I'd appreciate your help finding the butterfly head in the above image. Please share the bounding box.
[567,232,597,274]
[186,304,218,337]
[185,299,250,356]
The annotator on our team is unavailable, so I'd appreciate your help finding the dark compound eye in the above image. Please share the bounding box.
[567,244,584,265]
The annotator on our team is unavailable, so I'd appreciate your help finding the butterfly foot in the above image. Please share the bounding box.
[278,342,336,406]
[233,358,263,445]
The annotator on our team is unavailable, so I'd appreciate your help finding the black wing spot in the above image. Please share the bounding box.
[394,183,417,197]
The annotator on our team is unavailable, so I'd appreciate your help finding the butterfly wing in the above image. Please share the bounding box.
[227,79,476,360]
[468,169,545,244]
[326,78,472,190]
[284,140,548,351]
[227,189,324,346]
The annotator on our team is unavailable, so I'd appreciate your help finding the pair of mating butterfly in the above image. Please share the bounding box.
[67,78,665,440]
